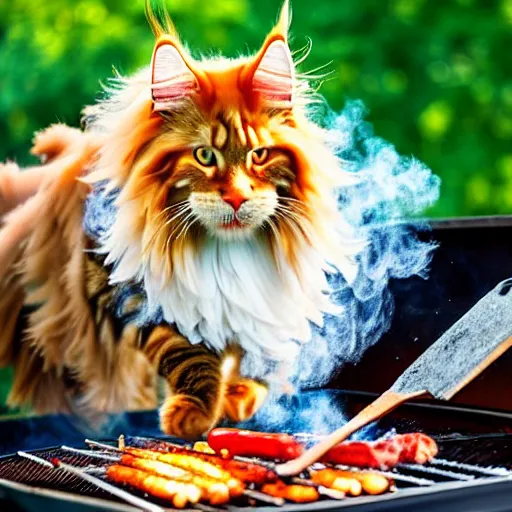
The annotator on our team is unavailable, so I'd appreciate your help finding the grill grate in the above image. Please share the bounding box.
[0,448,118,503]
[1,443,511,511]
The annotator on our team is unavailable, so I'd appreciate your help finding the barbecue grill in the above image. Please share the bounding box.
[1,443,512,512]
[0,217,511,511]
[0,390,511,512]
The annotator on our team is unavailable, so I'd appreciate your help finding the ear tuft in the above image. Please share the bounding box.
[276,0,291,38]
[253,40,294,109]
[151,42,198,111]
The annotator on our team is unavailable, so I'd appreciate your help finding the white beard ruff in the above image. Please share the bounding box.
[143,234,337,362]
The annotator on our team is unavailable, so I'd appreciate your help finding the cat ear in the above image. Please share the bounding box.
[151,38,199,111]
[252,40,294,109]
[249,0,294,109]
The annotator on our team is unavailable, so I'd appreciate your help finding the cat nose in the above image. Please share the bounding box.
[222,193,247,212]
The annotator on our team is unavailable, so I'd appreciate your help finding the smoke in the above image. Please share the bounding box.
[252,99,441,433]
[297,100,440,386]
[242,390,380,439]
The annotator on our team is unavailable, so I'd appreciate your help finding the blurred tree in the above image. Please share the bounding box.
[1,0,511,218]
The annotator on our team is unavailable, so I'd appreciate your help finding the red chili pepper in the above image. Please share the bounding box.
[207,428,304,461]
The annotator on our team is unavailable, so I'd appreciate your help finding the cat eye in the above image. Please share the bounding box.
[194,146,217,167]
[251,147,269,165]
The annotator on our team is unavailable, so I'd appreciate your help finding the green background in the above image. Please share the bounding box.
[0,0,511,411]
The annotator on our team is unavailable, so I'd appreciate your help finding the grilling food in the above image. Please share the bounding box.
[192,441,216,454]
[311,469,391,495]
[124,436,277,484]
[322,440,400,469]
[261,481,320,503]
[88,432,427,508]
[207,428,304,460]
[311,470,362,496]
[322,433,438,469]
[119,454,231,505]
[121,447,245,496]
[206,429,437,470]
[105,465,202,508]
[399,433,439,464]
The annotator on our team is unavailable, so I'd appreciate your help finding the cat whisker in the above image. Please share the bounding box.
[276,200,310,216]
[276,204,307,219]
[277,210,315,236]
[153,200,190,222]
[265,217,281,244]
[162,205,192,228]
[273,209,315,245]
[168,211,196,241]
[275,204,310,225]
[146,205,191,242]
[142,203,192,256]
[278,196,308,209]
[177,216,199,240]
[163,214,194,255]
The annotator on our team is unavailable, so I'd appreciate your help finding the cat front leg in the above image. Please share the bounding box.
[143,325,225,439]
[223,377,269,422]
[221,346,269,423]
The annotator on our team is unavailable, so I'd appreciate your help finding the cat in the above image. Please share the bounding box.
[0,0,362,439]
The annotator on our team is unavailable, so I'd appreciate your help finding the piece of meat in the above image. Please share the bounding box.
[310,469,362,496]
[261,481,319,503]
[206,430,436,469]
[125,436,277,484]
[323,433,438,469]
[322,439,401,469]
[398,433,439,464]
[106,464,201,508]
[207,428,304,461]
[312,468,391,495]
[119,454,230,505]
[121,447,245,497]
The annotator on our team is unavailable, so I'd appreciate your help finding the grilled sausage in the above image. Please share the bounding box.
[311,469,363,496]
[124,436,277,483]
[312,468,391,496]
[207,428,304,461]
[122,447,245,497]
[106,464,201,508]
[261,481,319,503]
[119,454,231,505]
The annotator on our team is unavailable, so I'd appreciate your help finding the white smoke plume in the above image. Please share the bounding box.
[251,99,441,433]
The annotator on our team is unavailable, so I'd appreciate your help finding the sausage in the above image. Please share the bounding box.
[106,464,201,508]
[207,428,304,461]
[119,454,230,505]
[313,469,391,495]
[124,436,277,483]
[261,481,319,503]
[355,473,391,495]
[310,469,362,496]
[122,447,245,497]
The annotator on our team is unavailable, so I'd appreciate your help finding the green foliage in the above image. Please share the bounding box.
[1,0,512,217]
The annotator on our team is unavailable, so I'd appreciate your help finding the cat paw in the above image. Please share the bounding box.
[223,378,268,423]
[159,394,215,440]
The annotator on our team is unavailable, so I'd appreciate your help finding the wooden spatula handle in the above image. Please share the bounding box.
[275,389,426,477]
